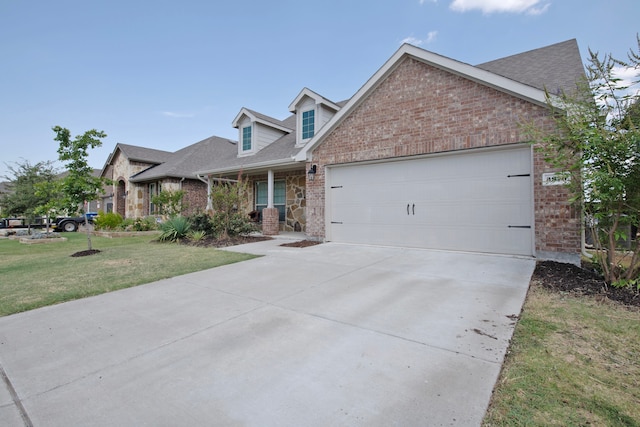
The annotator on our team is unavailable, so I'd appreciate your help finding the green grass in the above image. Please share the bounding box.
[0,233,257,316]
[483,284,640,426]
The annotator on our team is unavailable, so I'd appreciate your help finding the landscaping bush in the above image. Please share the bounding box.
[212,212,256,238]
[158,216,191,242]
[186,230,206,242]
[94,212,124,230]
[130,216,158,231]
[188,212,214,236]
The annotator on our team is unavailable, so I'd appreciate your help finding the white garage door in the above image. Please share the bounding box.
[326,146,533,256]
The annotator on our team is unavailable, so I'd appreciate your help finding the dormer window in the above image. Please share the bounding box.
[302,109,315,140]
[289,88,340,147]
[242,125,252,151]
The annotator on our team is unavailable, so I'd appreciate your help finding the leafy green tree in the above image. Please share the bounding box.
[151,189,185,217]
[0,160,60,225]
[210,174,255,239]
[53,126,108,251]
[523,37,640,286]
[34,179,65,233]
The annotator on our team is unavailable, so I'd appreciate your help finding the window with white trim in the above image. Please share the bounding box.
[255,180,285,222]
[149,181,161,214]
[242,125,252,151]
[301,109,315,140]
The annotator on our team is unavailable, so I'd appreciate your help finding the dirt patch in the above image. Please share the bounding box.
[279,240,322,248]
[532,260,640,307]
[183,235,272,248]
[71,249,102,257]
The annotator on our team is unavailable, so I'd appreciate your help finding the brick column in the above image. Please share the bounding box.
[261,207,280,236]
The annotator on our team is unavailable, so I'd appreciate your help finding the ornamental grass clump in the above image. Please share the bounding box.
[158,216,191,242]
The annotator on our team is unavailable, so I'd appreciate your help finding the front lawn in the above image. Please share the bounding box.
[483,264,640,426]
[0,233,257,316]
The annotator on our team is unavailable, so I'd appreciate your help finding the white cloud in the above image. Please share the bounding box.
[401,31,438,46]
[526,3,550,15]
[612,65,640,97]
[419,0,438,4]
[161,111,195,118]
[449,0,550,15]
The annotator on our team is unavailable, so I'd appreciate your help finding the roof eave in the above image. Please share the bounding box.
[196,158,301,177]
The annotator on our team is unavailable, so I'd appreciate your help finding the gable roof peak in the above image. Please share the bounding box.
[232,107,293,133]
[288,88,340,113]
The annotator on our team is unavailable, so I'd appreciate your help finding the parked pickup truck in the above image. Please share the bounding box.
[0,214,96,232]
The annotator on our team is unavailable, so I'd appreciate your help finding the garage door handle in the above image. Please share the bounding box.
[407,204,410,215]
[412,204,415,215]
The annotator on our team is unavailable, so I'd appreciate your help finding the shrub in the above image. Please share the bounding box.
[94,212,123,230]
[210,174,255,239]
[131,216,158,231]
[158,216,191,242]
[212,212,256,238]
[187,230,206,242]
[188,212,214,236]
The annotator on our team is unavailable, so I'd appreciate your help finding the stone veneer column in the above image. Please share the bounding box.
[261,207,280,236]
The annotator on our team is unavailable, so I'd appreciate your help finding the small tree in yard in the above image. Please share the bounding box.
[53,126,108,251]
[151,189,185,217]
[524,37,640,287]
[210,174,255,239]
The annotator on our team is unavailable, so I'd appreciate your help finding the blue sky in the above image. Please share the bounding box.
[1,0,638,178]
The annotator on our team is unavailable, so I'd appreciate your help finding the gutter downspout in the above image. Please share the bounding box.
[196,174,213,211]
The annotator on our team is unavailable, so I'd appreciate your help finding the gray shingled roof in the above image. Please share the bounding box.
[116,143,173,164]
[476,39,585,95]
[195,101,349,175]
[130,136,238,182]
[244,108,293,131]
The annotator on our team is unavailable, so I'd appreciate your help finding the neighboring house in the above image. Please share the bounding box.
[101,140,237,218]
[195,39,585,264]
[101,144,174,217]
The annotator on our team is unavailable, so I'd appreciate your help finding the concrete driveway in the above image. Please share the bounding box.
[0,238,535,426]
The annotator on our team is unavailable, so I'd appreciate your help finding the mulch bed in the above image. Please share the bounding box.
[71,249,102,257]
[532,260,640,307]
[279,240,322,248]
[184,235,273,248]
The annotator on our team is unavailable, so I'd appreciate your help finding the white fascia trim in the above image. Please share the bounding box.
[232,108,293,133]
[195,158,299,177]
[295,43,553,162]
[288,87,340,113]
[232,108,252,128]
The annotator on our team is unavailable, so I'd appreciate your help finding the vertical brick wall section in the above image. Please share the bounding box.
[307,57,580,256]
[261,207,280,235]
[181,179,208,216]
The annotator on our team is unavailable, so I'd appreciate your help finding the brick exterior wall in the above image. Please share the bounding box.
[261,207,280,235]
[180,179,208,216]
[307,57,580,258]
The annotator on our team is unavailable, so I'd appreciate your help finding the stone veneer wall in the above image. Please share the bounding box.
[246,170,307,232]
[306,57,580,259]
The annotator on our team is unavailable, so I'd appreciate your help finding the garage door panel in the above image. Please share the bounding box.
[328,147,533,256]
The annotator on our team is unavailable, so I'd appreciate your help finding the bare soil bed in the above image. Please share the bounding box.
[533,260,640,307]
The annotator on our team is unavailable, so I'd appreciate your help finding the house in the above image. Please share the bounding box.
[196,39,585,264]
[101,144,175,217]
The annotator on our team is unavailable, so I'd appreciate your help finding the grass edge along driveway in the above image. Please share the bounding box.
[483,281,640,426]
[0,233,257,317]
